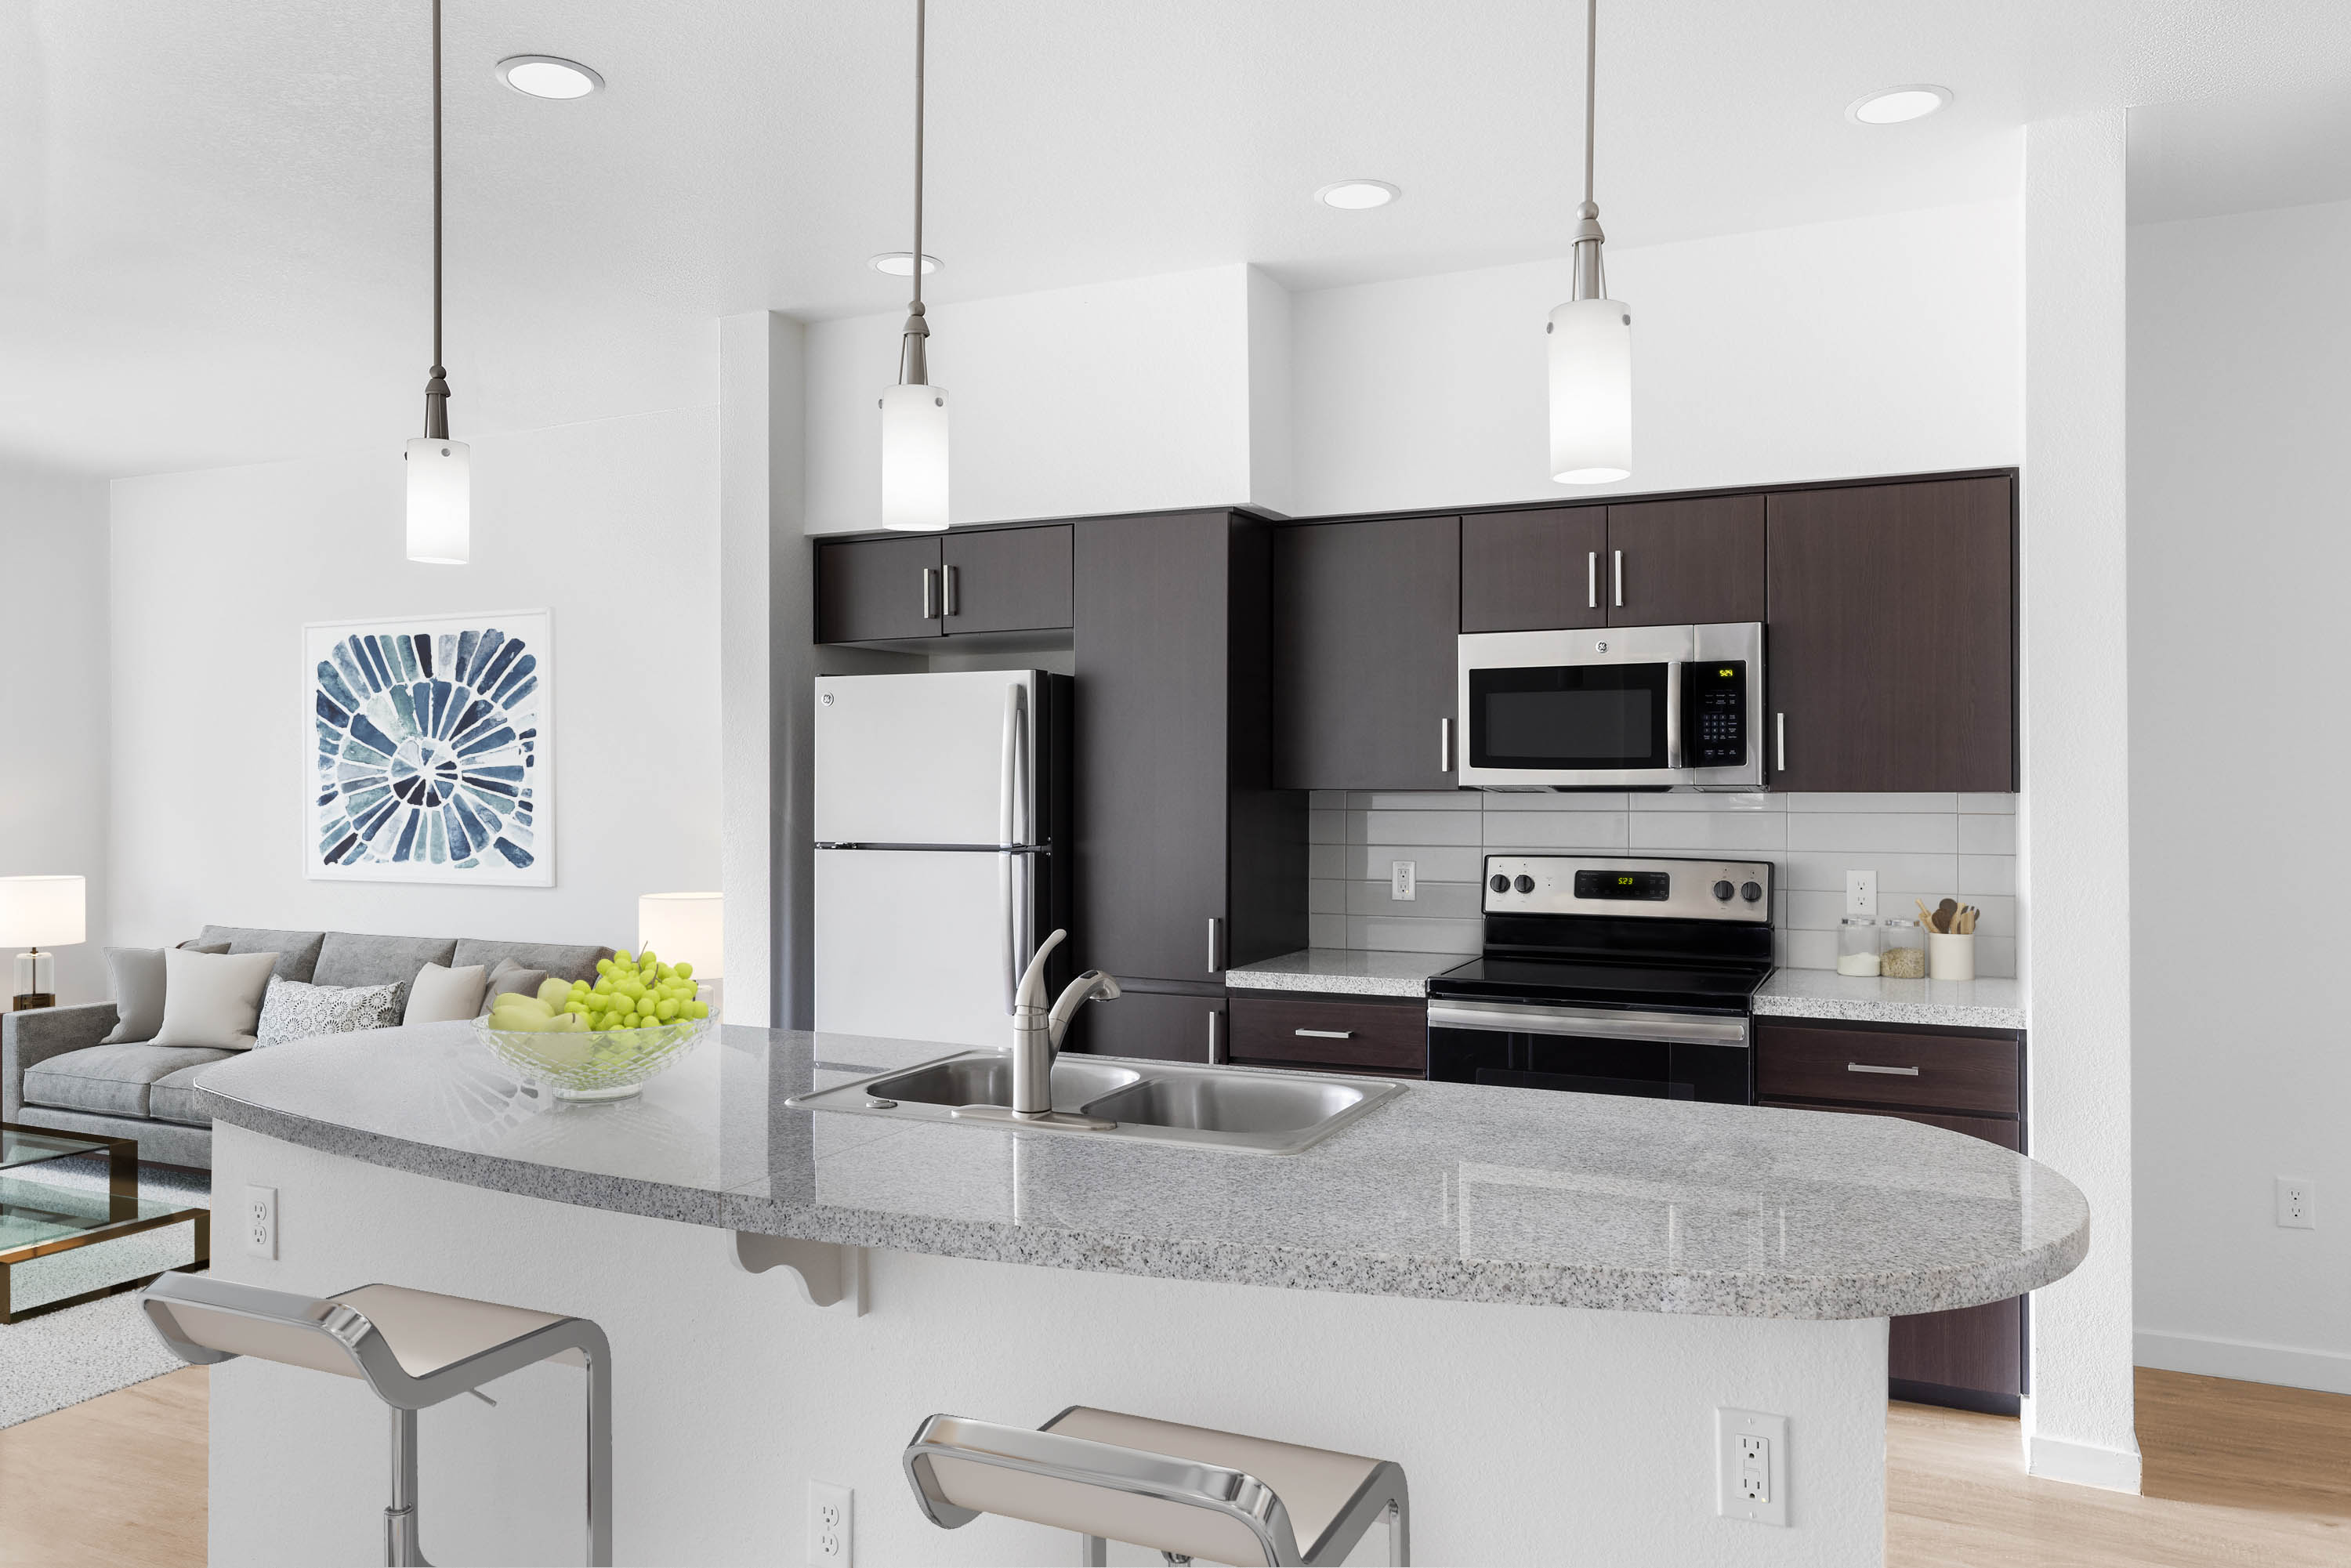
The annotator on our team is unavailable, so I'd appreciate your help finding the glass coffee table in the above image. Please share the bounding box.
[1,1121,210,1323]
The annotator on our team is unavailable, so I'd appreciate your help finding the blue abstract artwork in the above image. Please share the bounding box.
[304,610,554,885]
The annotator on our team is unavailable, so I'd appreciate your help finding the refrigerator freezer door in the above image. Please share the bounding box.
[814,849,1023,1049]
[814,671,1038,846]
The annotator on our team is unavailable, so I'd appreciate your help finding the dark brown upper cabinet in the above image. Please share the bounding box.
[1270,515,1462,791]
[1461,507,1607,632]
[814,525,1073,644]
[1766,477,2016,792]
[1074,512,1303,988]
[1605,494,1766,625]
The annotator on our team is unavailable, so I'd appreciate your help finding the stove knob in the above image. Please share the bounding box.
[1712,879,1733,901]
[1514,875,1536,894]
[1490,873,1510,894]
[1741,881,1763,903]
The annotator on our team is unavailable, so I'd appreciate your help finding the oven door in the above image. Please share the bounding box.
[1425,999,1754,1103]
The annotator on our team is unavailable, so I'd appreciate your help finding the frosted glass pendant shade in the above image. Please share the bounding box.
[1547,298,1632,483]
[879,382,950,531]
[404,437,472,563]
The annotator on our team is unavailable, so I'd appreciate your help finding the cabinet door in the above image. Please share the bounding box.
[1461,508,1607,632]
[1607,494,1765,626]
[1766,478,2016,791]
[1074,514,1231,982]
[815,537,941,643]
[1069,988,1223,1064]
[1271,516,1462,791]
[940,526,1074,635]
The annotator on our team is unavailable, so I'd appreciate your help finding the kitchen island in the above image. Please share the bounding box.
[196,1022,2087,1566]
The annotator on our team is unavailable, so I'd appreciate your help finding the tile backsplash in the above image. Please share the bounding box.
[1306,791,2019,977]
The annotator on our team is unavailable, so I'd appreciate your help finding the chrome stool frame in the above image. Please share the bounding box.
[906,1408,1410,1566]
[140,1273,612,1567]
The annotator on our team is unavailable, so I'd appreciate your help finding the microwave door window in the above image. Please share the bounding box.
[1470,664,1671,770]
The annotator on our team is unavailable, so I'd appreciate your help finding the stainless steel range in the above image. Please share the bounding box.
[1426,854,1774,1104]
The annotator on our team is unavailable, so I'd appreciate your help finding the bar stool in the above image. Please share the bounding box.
[139,1273,611,1567]
[905,1406,1410,1566]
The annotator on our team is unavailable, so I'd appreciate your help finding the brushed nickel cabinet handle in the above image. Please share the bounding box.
[941,563,959,616]
[1440,717,1453,773]
[1846,1063,1922,1076]
[921,567,939,620]
[1208,1010,1224,1064]
[1613,549,1624,607]
[1295,1028,1356,1039]
[1587,551,1598,609]
[1775,712,1786,772]
[1208,916,1223,974]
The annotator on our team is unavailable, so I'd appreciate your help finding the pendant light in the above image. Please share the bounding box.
[406,0,470,563]
[878,0,948,531]
[1546,0,1632,484]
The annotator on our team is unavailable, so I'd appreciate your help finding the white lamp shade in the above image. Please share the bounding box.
[0,875,87,947]
[879,382,950,531]
[404,436,473,563]
[637,892,723,980]
[1547,298,1632,484]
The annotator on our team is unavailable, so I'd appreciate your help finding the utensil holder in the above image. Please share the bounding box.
[1927,932,1975,982]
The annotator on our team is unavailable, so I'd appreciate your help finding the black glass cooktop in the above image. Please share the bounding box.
[1429,954,1770,1013]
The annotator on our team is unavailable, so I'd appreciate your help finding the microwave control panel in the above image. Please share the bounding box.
[1682,660,1748,768]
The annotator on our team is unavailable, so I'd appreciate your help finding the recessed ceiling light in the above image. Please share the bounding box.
[494,56,604,100]
[1315,179,1400,210]
[869,252,943,277]
[1847,85,1951,125]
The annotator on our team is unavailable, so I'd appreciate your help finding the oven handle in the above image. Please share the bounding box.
[1426,999,1749,1047]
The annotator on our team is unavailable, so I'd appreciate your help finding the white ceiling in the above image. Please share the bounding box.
[6,0,2351,479]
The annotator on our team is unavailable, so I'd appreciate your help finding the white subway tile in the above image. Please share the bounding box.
[1788,890,1848,930]
[1786,813,1959,854]
[1480,791,1631,812]
[1308,912,1348,948]
[1782,851,1958,893]
[1349,915,1483,955]
[1784,792,1958,813]
[1349,879,1482,918]
[1972,936,2016,977]
[1483,812,1632,851]
[1958,793,2016,815]
[1310,809,1346,845]
[1630,792,1782,812]
[1628,812,1788,852]
[1309,843,1349,880]
[1309,878,1348,914]
[1363,809,1484,846]
[1958,813,2017,855]
[1308,790,1347,811]
[1957,855,2016,896]
[1347,791,1480,811]
[1353,844,1486,882]
[1784,929,1838,970]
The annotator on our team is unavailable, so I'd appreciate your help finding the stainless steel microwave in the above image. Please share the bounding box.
[1456,623,1766,790]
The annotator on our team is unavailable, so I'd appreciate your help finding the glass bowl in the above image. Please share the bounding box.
[474,1015,714,1101]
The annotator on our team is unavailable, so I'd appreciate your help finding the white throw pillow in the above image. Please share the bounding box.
[153,948,281,1050]
[404,961,488,1024]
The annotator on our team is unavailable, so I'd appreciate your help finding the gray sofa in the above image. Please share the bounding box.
[1,925,614,1169]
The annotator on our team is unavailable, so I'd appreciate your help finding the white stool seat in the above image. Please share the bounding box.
[331,1284,575,1377]
[1043,1408,1383,1557]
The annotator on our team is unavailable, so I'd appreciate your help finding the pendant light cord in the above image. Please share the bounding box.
[897,0,932,386]
[1581,0,1597,208]
[423,0,450,440]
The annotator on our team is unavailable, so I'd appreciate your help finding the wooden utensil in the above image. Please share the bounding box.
[1933,898,1958,934]
[1917,897,1936,929]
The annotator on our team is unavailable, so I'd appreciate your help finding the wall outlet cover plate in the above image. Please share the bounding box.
[1716,1407,1788,1526]
[807,1480,853,1566]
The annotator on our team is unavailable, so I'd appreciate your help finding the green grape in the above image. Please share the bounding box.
[656,998,679,1021]
[674,961,694,981]
[686,1000,709,1020]
[654,962,675,980]
[596,958,615,976]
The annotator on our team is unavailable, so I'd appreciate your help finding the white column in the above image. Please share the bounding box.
[2020,110,2138,1490]
[719,312,810,1027]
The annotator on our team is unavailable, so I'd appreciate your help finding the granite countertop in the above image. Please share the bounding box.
[1223,948,1460,998]
[197,1022,2085,1321]
[1751,970,2026,1031]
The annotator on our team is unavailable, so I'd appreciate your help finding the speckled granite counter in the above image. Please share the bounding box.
[1753,970,2027,1031]
[197,1020,2082,1320]
[1223,947,1459,998]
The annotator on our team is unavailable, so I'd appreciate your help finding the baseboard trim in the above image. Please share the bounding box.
[2136,1328,2351,1396]
[1890,1377,2020,1418]
[2027,1433,2142,1493]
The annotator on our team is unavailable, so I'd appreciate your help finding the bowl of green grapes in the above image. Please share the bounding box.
[475,947,715,1101]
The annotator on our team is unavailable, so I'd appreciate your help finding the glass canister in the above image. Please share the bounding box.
[1837,916,1882,976]
[1879,918,1927,978]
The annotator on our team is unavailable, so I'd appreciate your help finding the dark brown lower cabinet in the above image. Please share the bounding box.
[1228,995,1426,1076]
[1070,987,1223,1064]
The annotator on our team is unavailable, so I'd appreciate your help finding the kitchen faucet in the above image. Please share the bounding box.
[1010,929,1120,1118]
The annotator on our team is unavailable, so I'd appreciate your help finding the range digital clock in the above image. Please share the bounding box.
[1572,870,1671,901]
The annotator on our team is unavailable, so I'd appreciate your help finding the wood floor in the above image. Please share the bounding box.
[0,1366,2343,1563]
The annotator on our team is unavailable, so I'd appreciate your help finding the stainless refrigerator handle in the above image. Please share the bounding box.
[941,563,959,617]
[1207,916,1223,974]
[922,567,940,621]
[1439,717,1453,773]
[1587,551,1598,609]
[1207,1010,1223,1065]
[1613,549,1624,607]
[1775,712,1786,772]
[999,685,1026,1014]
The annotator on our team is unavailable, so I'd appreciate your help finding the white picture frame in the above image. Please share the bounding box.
[302,609,555,886]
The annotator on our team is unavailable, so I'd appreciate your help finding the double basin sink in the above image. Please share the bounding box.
[786,1051,1404,1155]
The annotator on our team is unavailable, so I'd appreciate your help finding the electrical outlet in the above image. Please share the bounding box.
[2277,1177,2316,1229]
[245,1185,277,1260]
[807,1481,853,1566]
[1845,869,1877,917]
[1717,1408,1788,1526]
[1390,860,1417,901]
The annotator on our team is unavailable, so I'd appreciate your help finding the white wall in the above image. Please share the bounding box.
[2130,196,2351,1395]
[1289,198,2023,516]
[107,406,722,955]
[2019,110,2139,1490]
[0,466,110,1007]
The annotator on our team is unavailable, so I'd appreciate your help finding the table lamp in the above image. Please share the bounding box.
[1,875,87,1011]
[637,892,723,1013]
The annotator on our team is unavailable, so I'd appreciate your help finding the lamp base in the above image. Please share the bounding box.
[10,994,56,1012]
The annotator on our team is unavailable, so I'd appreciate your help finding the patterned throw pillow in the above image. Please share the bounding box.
[255,978,408,1048]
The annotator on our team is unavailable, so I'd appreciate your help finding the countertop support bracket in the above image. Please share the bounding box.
[733,1233,866,1315]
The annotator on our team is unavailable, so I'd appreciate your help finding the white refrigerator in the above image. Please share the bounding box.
[812,670,1070,1048]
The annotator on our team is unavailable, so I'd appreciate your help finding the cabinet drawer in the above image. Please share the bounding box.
[1755,1022,2019,1115]
[1760,1099,2020,1151]
[1229,996,1426,1075]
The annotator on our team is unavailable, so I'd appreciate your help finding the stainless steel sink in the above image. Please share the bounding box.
[786,1050,1404,1155]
